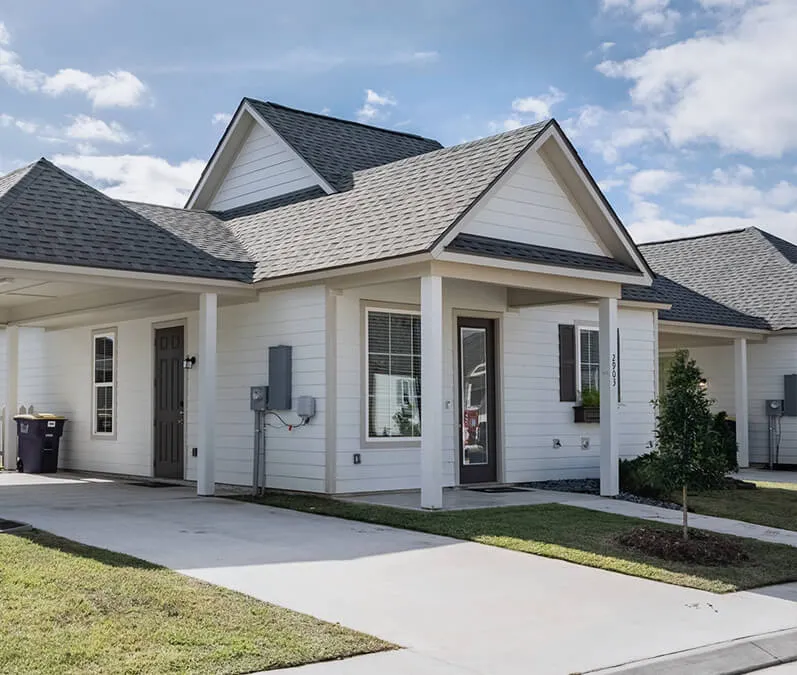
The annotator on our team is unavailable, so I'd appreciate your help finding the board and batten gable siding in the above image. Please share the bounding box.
[208,119,320,212]
[688,337,797,465]
[459,152,606,256]
[334,278,657,493]
[29,286,327,490]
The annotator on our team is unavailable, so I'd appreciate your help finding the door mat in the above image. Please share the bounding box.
[128,481,182,488]
[0,518,31,533]
[470,487,528,494]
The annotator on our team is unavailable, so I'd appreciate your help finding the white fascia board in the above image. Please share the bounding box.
[658,319,769,340]
[0,259,256,296]
[435,250,647,286]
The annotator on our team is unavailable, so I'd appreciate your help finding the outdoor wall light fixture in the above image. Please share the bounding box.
[183,355,197,370]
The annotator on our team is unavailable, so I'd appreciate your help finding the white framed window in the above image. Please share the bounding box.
[577,327,600,396]
[92,330,116,436]
[365,308,422,440]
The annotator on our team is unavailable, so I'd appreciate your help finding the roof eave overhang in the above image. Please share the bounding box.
[0,257,256,296]
[658,319,770,340]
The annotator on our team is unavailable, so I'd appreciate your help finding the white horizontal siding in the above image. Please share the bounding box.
[26,286,327,491]
[691,337,797,466]
[460,152,605,256]
[208,121,319,211]
[334,278,657,493]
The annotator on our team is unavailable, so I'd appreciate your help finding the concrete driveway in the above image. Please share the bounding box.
[2,472,797,675]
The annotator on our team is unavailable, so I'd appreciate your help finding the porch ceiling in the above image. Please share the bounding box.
[0,264,256,329]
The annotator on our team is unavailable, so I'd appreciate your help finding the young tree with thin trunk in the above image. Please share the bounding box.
[655,350,726,540]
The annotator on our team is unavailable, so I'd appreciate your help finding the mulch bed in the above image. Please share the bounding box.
[618,526,749,566]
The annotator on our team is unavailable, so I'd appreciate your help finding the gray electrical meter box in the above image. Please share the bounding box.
[766,399,784,416]
[268,345,292,410]
[250,386,268,411]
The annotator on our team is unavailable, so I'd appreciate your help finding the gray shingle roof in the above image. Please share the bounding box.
[245,99,443,191]
[221,120,551,281]
[640,227,797,330]
[447,233,641,274]
[121,200,252,262]
[0,159,253,282]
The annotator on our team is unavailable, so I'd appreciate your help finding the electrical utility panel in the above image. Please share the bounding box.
[785,374,797,416]
[765,399,784,417]
[268,345,292,410]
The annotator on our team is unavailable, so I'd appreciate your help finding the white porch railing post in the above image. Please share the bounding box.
[421,275,444,509]
[4,325,18,470]
[197,293,218,496]
[734,337,750,468]
[599,298,619,496]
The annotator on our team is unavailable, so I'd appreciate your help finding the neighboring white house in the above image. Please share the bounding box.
[0,99,664,507]
[640,228,797,470]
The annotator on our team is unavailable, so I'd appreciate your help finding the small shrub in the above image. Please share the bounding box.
[713,411,739,473]
[619,453,668,499]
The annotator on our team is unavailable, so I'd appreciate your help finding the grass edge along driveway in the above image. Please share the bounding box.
[235,493,797,594]
[0,529,392,675]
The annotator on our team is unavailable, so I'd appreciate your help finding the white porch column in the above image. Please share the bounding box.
[599,297,619,496]
[734,337,750,468]
[421,275,444,510]
[4,325,18,470]
[197,293,218,496]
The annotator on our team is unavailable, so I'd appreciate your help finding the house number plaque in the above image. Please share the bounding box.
[611,354,617,387]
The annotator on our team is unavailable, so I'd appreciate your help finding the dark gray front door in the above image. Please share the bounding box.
[458,318,498,484]
[154,326,184,479]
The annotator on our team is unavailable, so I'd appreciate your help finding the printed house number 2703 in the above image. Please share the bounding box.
[610,354,617,387]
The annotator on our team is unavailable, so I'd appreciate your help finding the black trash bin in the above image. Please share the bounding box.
[14,415,67,473]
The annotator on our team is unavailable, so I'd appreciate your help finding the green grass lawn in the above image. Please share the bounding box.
[236,492,797,594]
[678,480,797,533]
[0,530,391,675]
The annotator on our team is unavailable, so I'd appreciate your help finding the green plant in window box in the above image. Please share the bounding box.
[574,387,600,423]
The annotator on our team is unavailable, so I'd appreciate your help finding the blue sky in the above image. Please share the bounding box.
[1,0,796,243]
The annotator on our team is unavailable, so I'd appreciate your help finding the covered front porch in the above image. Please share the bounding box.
[0,257,256,496]
[658,320,769,468]
[318,253,655,509]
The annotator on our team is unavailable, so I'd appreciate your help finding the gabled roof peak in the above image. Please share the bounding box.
[245,98,440,145]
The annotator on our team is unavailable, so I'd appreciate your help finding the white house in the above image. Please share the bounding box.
[641,228,797,470]
[0,99,663,507]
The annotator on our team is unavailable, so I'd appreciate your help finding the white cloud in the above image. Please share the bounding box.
[600,41,616,52]
[53,154,205,207]
[65,115,130,144]
[629,168,681,195]
[212,112,233,126]
[597,0,797,157]
[511,87,566,122]
[0,22,147,107]
[0,113,38,134]
[684,165,797,212]
[598,178,624,191]
[601,0,680,32]
[356,89,397,122]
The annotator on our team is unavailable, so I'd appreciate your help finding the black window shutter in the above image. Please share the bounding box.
[559,324,576,402]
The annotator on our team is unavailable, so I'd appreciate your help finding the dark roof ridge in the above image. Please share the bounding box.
[120,199,217,217]
[639,227,749,247]
[245,98,441,145]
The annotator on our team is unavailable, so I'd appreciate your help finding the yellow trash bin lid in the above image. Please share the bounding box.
[13,413,67,420]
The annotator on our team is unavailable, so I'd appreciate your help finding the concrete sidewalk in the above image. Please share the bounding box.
[2,473,797,675]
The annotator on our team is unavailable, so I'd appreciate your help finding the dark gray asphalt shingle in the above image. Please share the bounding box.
[447,233,641,274]
[0,159,253,282]
[640,227,797,330]
[246,99,443,191]
[222,121,551,281]
[121,200,252,263]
